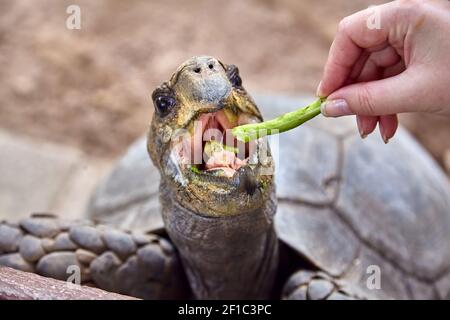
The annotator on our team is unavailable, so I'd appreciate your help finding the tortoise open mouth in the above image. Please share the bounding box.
[171,105,262,178]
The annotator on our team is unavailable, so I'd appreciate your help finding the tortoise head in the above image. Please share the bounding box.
[147,56,274,217]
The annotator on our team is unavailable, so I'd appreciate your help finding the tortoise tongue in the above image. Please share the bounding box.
[205,149,247,177]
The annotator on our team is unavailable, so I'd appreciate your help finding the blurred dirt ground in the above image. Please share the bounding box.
[0,0,449,174]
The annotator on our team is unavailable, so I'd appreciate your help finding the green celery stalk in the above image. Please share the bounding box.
[232,97,326,142]
[204,141,239,156]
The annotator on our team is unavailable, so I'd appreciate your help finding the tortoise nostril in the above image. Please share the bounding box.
[194,67,201,73]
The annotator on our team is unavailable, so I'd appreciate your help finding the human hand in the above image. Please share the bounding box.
[318,0,450,142]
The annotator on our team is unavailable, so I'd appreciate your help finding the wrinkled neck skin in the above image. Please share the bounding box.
[160,180,279,299]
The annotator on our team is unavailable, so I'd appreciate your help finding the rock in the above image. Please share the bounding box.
[69,225,105,253]
[0,224,23,253]
[307,279,335,300]
[90,251,121,292]
[20,217,60,238]
[19,235,45,262]
[75,249,97,265]
[36,252,81,281]
[102,229,136,259]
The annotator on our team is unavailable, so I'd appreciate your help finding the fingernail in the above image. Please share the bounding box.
[356,117,367,139]
[379,125,390,144]
[316,81,323,97]
[321,99,353,117]
[382,134,389,144]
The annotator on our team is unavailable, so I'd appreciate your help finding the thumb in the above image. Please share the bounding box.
[320,70,422,117]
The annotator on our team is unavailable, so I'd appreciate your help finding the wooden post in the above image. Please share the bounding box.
[0,267,138,300]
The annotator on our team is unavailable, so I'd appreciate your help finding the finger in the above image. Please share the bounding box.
[354,64,379,139]
[353,58,381,139]
[348,46,401,84]
[356,115,378,138]
[356,59,382,82]
[378,114,398,143]
[383,60,406,78]
[347,51,370,84]
[322,69,419,117]
[369,46,401,68]
[317,1,407,97]
[317,27,363,97]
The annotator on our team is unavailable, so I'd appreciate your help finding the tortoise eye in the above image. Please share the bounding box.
[226,65,242,88]
[154,95,175,116]
[152,83,176,117]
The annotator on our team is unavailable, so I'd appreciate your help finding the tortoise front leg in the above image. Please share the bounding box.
[0,213,189,299]
[282,270,357,300]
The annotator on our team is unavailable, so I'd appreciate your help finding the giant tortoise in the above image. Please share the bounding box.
[1,56,450,300]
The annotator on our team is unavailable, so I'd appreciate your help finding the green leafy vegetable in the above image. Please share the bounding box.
[204,141,238,157]
[232,97,326,142]
[190,166,202,174]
